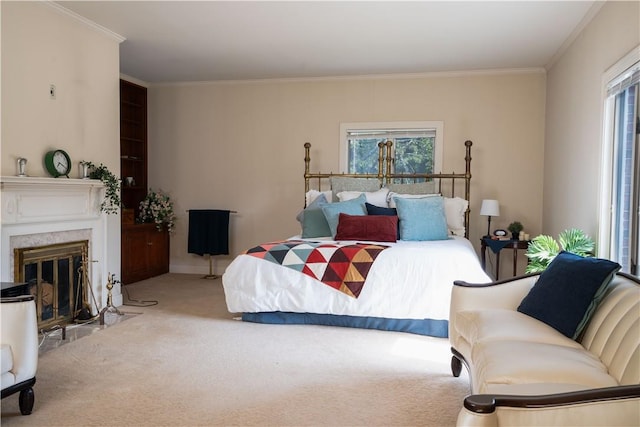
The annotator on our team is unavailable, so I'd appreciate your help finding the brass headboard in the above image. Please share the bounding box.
[303,140,473,238]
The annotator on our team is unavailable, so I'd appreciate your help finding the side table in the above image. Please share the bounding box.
[480,238,529,280]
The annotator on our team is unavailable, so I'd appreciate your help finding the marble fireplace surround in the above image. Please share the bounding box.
[1,176,121,311]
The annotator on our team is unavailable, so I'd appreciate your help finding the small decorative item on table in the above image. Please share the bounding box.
[493,229,508,240]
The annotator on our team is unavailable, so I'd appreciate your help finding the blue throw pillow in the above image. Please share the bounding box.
[366,202,400,239]
[393,196,449,241]
[517,251,621,339]
[320,194,367,238]
[365,202,396,216]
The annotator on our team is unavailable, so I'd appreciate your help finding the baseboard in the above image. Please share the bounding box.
[170,259,232,276]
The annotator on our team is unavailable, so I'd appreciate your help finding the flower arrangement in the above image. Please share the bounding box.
[139,189,176,232]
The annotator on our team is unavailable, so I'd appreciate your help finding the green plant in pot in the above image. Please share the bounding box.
[507,221,523,240]
[525,228,595,273]
[86,162,121,214]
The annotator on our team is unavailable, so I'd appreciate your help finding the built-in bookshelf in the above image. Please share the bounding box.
[120,79,147,216]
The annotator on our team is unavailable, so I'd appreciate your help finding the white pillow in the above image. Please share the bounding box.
[387,192,439,208]
[337,188,390,208]
[305,190,332,207]
[444,197,469,237]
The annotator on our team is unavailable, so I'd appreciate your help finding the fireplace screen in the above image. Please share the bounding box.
[14,240,89,329]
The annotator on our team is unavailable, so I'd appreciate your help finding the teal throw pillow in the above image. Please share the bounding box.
[320,194,367,237]
[296,193,327,223]
[394,196,449,241]
[300,194,331,238]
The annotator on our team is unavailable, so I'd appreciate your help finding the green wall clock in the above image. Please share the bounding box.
[44,149,72,178]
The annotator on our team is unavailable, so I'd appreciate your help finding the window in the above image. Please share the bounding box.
[599,47,640,274]
[339,121,443,178]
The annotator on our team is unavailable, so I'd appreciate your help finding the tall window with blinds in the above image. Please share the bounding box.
[340,121,443,177]
[601,51,639,274]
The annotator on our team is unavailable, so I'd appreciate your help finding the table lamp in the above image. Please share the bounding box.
[480,199,500,237]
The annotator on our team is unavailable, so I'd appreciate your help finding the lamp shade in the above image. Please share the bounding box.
[480,199,500,217]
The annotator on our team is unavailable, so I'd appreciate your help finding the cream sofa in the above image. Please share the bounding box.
[449,271,640,427]
[1,295,39,415]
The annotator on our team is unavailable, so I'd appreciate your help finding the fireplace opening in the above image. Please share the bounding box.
[14,240,91,329]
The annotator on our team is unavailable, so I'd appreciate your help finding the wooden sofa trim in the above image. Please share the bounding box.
[453,273,540,288]
[0,378,36,415]
[454,271,640,288]
[463,384,640,414]
[0,295,35,304]
[451,347,468,378]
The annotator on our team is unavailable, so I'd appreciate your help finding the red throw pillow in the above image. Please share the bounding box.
[334,213,398,242]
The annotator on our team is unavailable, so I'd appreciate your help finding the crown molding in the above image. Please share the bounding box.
[150,67,546,88]
[43,1,125,43]
[546,1,605,71]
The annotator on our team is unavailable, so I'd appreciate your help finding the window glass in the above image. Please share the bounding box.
[340,122,443,177]
[600,51,640,274]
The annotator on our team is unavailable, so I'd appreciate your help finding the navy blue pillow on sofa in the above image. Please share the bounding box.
[517,251,621,339]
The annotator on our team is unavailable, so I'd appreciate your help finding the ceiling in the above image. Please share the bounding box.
[55,1,599,84]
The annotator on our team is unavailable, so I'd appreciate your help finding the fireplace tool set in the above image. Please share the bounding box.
[74,246,124,325]
[99,273,124,325]
[74,246,100,323]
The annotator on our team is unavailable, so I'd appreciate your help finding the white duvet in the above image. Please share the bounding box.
[222,236,491,321]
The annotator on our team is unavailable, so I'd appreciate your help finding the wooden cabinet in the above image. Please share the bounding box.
[120,79,169,284]
[120,79,147,217]
[121,224,169,284]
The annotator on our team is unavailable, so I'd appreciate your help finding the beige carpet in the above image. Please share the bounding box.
[1,273,470,426]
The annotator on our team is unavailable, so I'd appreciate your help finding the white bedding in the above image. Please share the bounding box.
[222,236,491,321]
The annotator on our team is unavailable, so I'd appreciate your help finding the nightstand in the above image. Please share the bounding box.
[480,238,529,280]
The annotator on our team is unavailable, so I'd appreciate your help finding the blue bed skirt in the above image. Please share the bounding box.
[241,312,448,337]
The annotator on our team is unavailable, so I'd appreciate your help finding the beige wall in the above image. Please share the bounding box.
[1,2,122,279]
[149,72,546,276]
[544,1,640,240]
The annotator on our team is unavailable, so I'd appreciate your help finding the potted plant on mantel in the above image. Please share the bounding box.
[85,162,121,214]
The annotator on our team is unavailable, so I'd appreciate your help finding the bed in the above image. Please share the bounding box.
[222,140,491,337]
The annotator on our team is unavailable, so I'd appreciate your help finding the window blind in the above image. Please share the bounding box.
[346,129,436,139]
[607,63,640,97]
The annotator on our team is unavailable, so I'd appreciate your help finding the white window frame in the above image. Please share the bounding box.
[598,45,640,263]
[339,121,444,174]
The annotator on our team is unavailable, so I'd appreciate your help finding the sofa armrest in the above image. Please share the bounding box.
[464,384,640,413]
[449,274,539,350]
[0,295,39,385]
[457,385,640,427]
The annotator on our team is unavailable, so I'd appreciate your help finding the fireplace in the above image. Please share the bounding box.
[14,240,90,328]
[1,176,122,317]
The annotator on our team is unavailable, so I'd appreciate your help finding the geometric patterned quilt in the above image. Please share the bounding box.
[244,240,389,298]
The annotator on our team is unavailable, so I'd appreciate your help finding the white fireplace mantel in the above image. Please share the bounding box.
[1,176,122,309]
[1,176,104,224]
